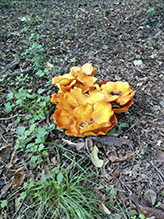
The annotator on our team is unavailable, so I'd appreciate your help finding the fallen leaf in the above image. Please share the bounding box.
[0,145,12,163]
[144,189,156,206]
[89,136,132,147]
[138,205,164,219]
[10,171,28,189]
[62,139,85,151]
[85,138,103,167]
[109,151,135,162]
[99,203,111,215]
[102,45,108,50]
[51,157,58,164]
[90,146,104,168]
[47,62,54,68]
[156,150,164,162]
[85,138,93,154]
[158,203,164,211]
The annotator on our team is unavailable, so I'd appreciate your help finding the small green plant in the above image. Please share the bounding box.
[155,201,161,208]
[6,87,51,122]
[0,200,8,209]
[147,7,155,17]
[117,122,129,134]
[5,101,13,112]
[107,120,129,135]
[143,145,149,155]
[139,214,150,219]
[70,57,76,63]
[21,158,103,219]
[103,186,134,218]
[22,42,47,70]
[131,216,137,219]
[108,114,134,136]
[73,14,79,40]
[15,124,50,164]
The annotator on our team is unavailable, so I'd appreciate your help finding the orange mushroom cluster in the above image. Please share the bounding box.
[51,63,135,137]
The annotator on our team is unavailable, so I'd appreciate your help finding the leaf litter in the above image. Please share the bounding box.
[0,0,164,218]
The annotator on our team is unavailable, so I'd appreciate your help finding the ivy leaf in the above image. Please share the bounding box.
[1,200,8,208]
[37,127,47,138]
[6,92,14,100]
[38,88,45,94]
[16,126,26,135]
[5,102,12,112]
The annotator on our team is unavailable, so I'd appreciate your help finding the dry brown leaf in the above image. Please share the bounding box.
[156,150,164,162]
[89,136,132,147]
[109,151,135,162]
[10,171,28,189]
[51,156,58,164]
[158,203,164,211]
[62,138,85,151]
[0,145,12,163]
[138,205,164,219]
[99,203,111,215]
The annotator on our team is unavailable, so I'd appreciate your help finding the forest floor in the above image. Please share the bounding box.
[0,0,164,218]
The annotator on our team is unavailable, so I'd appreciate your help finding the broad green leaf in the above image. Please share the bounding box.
[38,88,45,94]
[30,124,36,132]
[26,143,34,149]
[6,92,14,100]
[37,127,47,138]
[31,155,39,164]
[16,126,26,135]
[38,144,44,152]
[1,200,8,208]
[42,151,48,156]
[5,102,12,112]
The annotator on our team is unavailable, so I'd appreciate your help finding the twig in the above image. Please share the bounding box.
[153,165,164,180]
[7,68,35,78]
[0,134,9,144]
[0,114,30,121]
[125,123,137,133]
[0,60,19,75]
[98,3,107,19]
